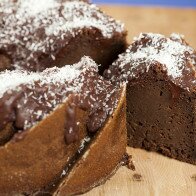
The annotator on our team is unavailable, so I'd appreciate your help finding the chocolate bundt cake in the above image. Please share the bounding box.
[105,33,196,164]
[0,56,126,195]
[1,0,194,193]
[0,0,126,73]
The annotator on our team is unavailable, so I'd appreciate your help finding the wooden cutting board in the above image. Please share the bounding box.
[82,6,196,196]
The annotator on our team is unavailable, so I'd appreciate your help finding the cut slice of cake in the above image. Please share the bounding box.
[105,33,196,164]
[0,56,126,194]
[54,87,126,195]
[0,0,127,73]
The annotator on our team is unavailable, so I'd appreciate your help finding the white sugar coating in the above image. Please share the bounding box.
[112,33,196,86]
[0,0,124,69]
[0,56,97,98]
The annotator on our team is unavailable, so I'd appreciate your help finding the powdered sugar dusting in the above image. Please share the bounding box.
[0,0,124,70]
[109,33,196,90]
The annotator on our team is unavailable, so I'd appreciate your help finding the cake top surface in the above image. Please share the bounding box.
[0,0,124,70]
[0,56,93,99]
[0,56,120,144]
[106,33,196,91]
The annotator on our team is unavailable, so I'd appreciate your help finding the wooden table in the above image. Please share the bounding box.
[84,148,196,196]
[102,6,196,47]
[82,6,196,196]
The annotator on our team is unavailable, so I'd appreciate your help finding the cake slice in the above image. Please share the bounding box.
[0,0,127,73]
[0,56,126,194]
[105,33,196,164]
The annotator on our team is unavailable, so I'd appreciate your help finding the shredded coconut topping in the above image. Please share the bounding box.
[109,33,196,90]
[19,0,59,16]
[0,56,119,132]
[0,56,96,99]
[0,0,124,70]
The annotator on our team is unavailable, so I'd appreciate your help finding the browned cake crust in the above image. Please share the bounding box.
[0,57,126,194]
[0,0,127,73]
[105,33,196,164]
[0,98,88,195]
[54,87,126,196]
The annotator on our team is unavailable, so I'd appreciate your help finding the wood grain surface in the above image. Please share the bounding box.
[83,148,196,196]
[82,6,196,196]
